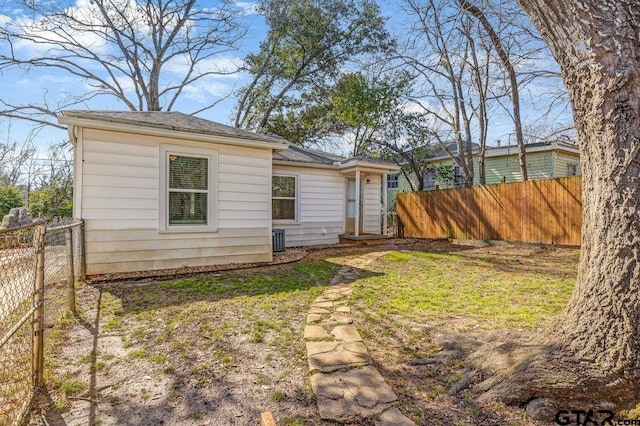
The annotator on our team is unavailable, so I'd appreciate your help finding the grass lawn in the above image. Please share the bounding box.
[32,242,580,425]
[348,244,579,426]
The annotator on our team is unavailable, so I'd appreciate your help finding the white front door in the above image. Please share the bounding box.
[345,178,363,234]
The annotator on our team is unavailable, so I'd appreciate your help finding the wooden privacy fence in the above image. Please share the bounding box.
[396,176,582,246]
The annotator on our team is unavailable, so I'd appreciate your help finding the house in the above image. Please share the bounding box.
[58,111,398,275]
[387,140,580,207]
[272,145,399,246]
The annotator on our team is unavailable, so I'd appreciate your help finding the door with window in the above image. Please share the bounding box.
[345,178,363,234]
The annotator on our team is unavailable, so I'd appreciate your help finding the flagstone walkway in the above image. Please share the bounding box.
[304,251,416,425]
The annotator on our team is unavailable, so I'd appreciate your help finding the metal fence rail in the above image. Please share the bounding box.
[0,218,84,426]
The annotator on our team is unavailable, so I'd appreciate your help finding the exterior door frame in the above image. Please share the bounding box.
[345,176,363,235]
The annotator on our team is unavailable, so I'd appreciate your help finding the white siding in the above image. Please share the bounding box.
[273,166,345,246]
[271,167,385,244]
[79,128,272,274]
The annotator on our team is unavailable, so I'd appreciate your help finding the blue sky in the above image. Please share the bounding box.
[0,0,573,158]
[0,0,269,149]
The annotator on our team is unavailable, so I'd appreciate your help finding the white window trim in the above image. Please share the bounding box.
[566,162,579,177]
[272,172,300,224]
[387,173,399,190]
[159,144,218,233]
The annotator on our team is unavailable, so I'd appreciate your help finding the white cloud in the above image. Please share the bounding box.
[0,14,12,26]
[40,74,81,85]
[10,1,111,57]
[235,1,260,16]
[165,55,244,77]
[183,79,234,103]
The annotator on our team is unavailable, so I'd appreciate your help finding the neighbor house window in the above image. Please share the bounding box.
[566,163,579,176]
[272,175,296,221]
[453,165,468,188]
[160,145,217,231]
[423,170,437,190]
[387,174,399,189]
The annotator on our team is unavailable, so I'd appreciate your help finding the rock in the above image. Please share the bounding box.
[375,407,416,426]
[304,325,330,340]
[312,301,335,309]
[307,341,370,372]
[331,325,362,342]
[330,312,353,324]
[307,314,322,324]
[1,214,17,229]
[310,366,397,422]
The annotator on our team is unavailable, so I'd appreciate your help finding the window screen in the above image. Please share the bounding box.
[272,175,296,220]
[168,155,208,225]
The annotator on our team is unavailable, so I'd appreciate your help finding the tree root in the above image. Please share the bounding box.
[447,339,640,420]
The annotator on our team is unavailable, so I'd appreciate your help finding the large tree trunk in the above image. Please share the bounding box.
[519,0,640,378]
[453,1,640,418]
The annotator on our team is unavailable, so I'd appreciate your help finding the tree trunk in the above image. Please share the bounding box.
[451,1,640,417]
[520,0,640,376]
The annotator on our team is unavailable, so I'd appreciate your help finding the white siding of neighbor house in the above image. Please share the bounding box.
[78,128,272,275]
[272,166,344,247]
[362,175,381,234]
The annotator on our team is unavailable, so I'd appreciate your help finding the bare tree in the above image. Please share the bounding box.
[458,0,528,180]
[0,0,245,127]
[400,0,568,186]
[400,0,479,187]
[0,118,38,186]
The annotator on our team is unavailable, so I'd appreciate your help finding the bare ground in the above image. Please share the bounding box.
[27,241,580,426]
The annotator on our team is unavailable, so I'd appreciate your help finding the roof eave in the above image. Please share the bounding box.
[272,159,338,170]
[58,116,290,151]
[337,159,400,170]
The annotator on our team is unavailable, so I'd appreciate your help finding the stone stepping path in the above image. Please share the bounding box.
[304,251,415,425]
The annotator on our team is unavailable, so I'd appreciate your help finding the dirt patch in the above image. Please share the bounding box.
[27,241,578,425]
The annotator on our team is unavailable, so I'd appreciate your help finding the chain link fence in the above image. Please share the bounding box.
[0,218,84,426]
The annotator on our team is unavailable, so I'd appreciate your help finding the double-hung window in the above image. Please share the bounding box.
[387,173,399,189]
[160,146,217,231]
[272,175,297,221]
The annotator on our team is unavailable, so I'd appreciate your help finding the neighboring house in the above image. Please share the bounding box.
[387,140,580,207]
[58,111,398,275]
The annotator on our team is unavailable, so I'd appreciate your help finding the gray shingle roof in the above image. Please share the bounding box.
[274,145,399,170]
[273,144,346,164]
[60,110,289,146]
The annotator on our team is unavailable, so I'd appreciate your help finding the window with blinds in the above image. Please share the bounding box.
[272,175,296,221]
[168,154,209,225]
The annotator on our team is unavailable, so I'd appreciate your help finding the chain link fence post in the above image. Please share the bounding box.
[32,222,46,388]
